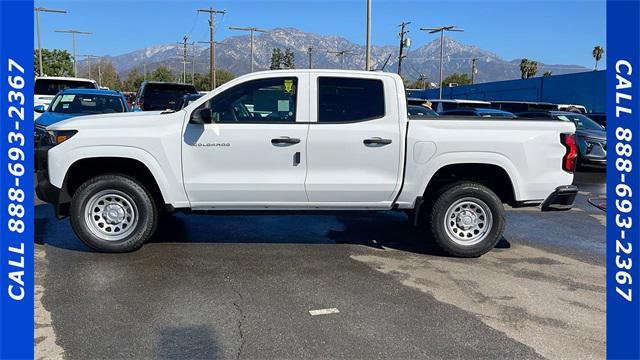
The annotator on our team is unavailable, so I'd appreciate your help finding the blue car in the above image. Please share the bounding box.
[35,88,129,145]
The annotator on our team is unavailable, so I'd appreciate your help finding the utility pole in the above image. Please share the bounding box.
[143,63,147,80]
[308,47,313,69]
[198,7,226,90]
[229,26,268,72]
[397,22,410,77]
[471,57,477,84]
[420,25,464,99]
[79,55,102,86]
[55,29,92,77]
[365,0,372,70]
[34,7,67,76]
[179,35,194,83]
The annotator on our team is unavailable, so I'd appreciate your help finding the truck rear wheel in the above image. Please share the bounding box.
[69,174,158,252]
[427,182,505,257]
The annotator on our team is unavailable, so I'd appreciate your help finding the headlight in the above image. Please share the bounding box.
[46,130,77,145]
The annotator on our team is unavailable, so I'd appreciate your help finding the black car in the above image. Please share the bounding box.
[516,111,606,168]
[133,81,198,111]
[439,108,517,118]
[586,113,606,128]
[489,101,558,113]
[408,105,438,117]
[174,93,205,110]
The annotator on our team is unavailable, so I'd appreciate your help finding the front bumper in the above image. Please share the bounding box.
[35,145,69,218]
[541,185,578,211]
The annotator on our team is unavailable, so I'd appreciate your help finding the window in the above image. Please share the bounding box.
[34,79,97,95]
[49,94,126,114]
[195,77,298,123]
[318,77,384,122]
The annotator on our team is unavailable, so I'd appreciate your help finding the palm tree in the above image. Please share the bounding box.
[520,59,530,79]
[592,46,604,70]
[520,59,539,79]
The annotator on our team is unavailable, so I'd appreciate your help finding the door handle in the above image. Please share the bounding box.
[363,137,392,147]
[271,136,301,146]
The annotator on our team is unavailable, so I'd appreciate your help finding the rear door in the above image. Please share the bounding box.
[305,74,403,205]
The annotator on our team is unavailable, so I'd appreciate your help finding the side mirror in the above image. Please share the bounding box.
[34,105,46,113]
[190,108,213,124]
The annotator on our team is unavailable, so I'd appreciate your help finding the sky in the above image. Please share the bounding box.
[35,0,606,67]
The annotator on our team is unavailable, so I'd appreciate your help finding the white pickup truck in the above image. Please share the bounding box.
[36,70,579,257]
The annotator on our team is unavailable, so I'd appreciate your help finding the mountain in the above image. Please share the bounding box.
[95,27,588,83]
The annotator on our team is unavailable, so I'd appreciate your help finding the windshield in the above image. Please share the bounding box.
[556,114,604,131]
[49,93,126,114]
[35,79,97,95]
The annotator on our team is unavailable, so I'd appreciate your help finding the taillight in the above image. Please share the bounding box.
[561,133,578,173]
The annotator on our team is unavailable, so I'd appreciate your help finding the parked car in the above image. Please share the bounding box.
[133,81,198,111]
[586,112,606,128]
[36,70,577,257]
[489,101,557,113]
[428,99,492,112]
[557,104,587,113]
[516,111,606,168]
[34,89,129,146]
[174,93,205,110]
[408,104,438,117]
[439,108,517,118]
[34,76,98,119]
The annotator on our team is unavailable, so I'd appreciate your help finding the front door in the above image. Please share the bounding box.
[182,75,309,208]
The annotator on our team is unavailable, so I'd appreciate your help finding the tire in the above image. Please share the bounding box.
[69,174,158,252]
[426,182,505,257]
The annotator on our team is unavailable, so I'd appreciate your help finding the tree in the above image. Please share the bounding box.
[34,49,73,77]
[592,45,604,70]
[543,71,553,77]
[270,48,283,70]
[407,75,431,89]
[122,69,144,92]
[283,48,295,69]
[442,73,471,87]
[150,66,174,82]
[519,59,538,79]
[192,69,235,91]
[99,61,120,90]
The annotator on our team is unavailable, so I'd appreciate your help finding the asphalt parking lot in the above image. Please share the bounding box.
[35,170,606,360]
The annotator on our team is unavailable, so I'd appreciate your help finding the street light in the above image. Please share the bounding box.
[34,7,67,76]
[420,25,464,99]
[365,0,372,71]
[228,26,268,72]
[55,29,92,77]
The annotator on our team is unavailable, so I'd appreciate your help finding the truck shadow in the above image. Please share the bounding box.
[35,204,510,256]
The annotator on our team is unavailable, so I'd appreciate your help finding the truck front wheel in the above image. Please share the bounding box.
[427,182,505,257]
[69,174,158,252]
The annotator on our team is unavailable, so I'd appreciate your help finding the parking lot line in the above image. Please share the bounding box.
[309,308,340,316]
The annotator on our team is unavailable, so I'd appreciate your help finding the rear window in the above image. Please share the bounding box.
[318,77,384,123]
[34,79,98,95]
[142,83,198,111]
